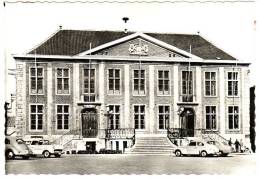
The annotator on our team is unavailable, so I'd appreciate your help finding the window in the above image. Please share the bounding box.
[133,70,145,95]
[57,105,69,130]
[205,106,217,130]
[228,106,239,130]
[30,67,43,94]
[205,72,216,96]
[134,105,145,129]
[108,105,120,129]
[189,141,196,146]
[158,105,170,129]
[108,69,120,94]
[182,71,193,102]
[30,104,43,130]
[227,72,238,96]
[83,69,95,102]
[158,70,170,95]
[57,68,69,94]
[5,139,10,144]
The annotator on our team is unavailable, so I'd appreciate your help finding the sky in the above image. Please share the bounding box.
[1,0,257,100]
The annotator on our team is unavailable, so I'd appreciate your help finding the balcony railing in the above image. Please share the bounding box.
[82,94,99,102]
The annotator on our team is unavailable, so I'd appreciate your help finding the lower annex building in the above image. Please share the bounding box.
[13,29,250,152]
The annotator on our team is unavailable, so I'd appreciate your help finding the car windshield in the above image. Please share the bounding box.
[16,139,25,144]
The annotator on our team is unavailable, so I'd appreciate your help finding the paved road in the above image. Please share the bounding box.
[5,153,256,175]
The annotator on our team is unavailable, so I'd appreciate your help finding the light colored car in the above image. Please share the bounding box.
[5,136,32,160]
[174,140,220,157]
[25,139,63,158]
[207,140,232,156]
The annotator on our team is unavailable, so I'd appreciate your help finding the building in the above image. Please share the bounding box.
[13,29,250,153]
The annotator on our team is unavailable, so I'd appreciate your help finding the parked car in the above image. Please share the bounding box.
[174,140,220,157]
[5,136,32,160]
[25,139,63,158]
[207,140,232,156]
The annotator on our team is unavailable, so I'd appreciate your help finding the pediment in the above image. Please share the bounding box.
[76,32,202,60]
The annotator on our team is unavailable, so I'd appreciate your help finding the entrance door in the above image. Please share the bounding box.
[180,108,195,137]
[86,142,96,153]
[81,109,98,138]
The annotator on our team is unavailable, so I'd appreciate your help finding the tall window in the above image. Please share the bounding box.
[182,71,193,102]
[205,72,216,96]
[158,70,170,95]
[108,105,120,129]
[134,105,145,129]
[108,69,120,94]
[227,72,238,96]
[30,67,43,94]
[158,105,170,129]
[133,70,145,95]
[57,105,69,130]
[83,69,95,102]
[228,106,239,130]
[205,106,216,130]
[30,104,43,130]
[57,68,69,94]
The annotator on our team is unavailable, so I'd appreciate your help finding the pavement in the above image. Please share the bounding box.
[5,153,256,175]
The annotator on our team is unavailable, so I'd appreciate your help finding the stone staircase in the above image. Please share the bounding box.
[125,136,176,155]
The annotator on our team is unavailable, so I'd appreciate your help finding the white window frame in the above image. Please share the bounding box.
[133,104,146,130]
[29,104,44,132]
[107,104,121,130]
[157,105,170,130]
[82,68,96,101]
[107,68,121,95]
[157,69,171,96]
[181,70,194,101]
[204,71,217,97]
[227,105,240,130]
[132,69,146,96]
[226,71,239,97]
[29,67,44,95]
[205,105,217,130]
[56,68,70,95]
[56,104,70,131]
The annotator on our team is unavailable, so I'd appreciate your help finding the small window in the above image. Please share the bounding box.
[5,139,10,145]
[197,142,204,146]
[31,141,39,145]
[189,142,196,146]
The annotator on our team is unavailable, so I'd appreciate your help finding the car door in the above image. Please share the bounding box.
[30,140,42,155]
[197,142,205,154]
[187,141,197,155]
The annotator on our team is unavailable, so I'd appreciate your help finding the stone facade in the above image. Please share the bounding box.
[14,32,251,151]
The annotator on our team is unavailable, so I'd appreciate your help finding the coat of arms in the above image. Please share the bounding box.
[129,44,149,56]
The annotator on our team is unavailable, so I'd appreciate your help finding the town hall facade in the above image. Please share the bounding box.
[13,29,250,153]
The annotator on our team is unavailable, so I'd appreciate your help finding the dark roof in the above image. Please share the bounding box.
[29,30,236,60]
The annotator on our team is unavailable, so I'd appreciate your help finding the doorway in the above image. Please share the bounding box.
[81,108,98,138]
[180,108,195,137]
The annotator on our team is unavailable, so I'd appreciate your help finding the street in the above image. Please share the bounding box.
[5,153,256,175]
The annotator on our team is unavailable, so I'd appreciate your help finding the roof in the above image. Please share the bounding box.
[28,29,236,60]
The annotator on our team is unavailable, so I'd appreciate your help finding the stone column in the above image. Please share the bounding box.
[195,66,202,130]
[149,65,155,133]
[124,64,130,128]
[173,65,179,128]
[219,67,225,134]
[15,61,27,137]
[99,63,105,129]
[73,63,80,130]
[46,63,53,136]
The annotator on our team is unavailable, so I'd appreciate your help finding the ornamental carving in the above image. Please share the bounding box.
[129,43,149,56]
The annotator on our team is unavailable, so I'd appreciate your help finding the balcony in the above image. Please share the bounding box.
[78,94,101,106]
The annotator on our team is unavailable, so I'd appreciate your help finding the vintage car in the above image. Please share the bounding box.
[207,140,233,156]
[5,136,32,160]
[174,140,220,157]
[25,139,63,158]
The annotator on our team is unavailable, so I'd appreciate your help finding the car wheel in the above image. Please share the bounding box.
[219,151,224,156]
[43,151,50,158]
[55,154,61,158]
[175,150,182,157]
[6,150,15,160]
[222,153,229,157]
[201,151,207,157]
